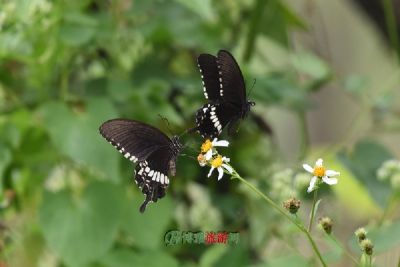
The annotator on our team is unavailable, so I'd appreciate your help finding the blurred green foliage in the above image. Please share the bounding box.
[1,0,400,267]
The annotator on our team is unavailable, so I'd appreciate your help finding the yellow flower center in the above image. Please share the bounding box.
[313,166,326,177]
[211,155,223,168]
[201,139,212,153]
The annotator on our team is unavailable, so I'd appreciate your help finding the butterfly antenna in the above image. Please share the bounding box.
[178,126,198,138]
[247,78,256,98]
[182,140,199,154]
[180,153,197,161]
[158,114,174,136]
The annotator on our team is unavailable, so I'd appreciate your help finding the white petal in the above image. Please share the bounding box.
[316,158,323,167]
[217,167,224,180]
[213,139,229,147]
[303,164,314,173]
[307,176,318,193]
[205,149,213,160]
[326,170,340,177]
[322,176,338,185]
[207,167,215,177]
[222,156,230,163]
[222,164,233,173]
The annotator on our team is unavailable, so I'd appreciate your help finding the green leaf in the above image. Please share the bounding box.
[260,0,307,46]
[39,181,124,267]
[0,143,11,194]
[59,12,98,46]
[337,140,393,207]
[254,73,308,111]
[38,98,120,181]
[291,52,332,91]
[199,245,228,267]
[367,222,400,254]
[214,245,249,267]
[174,0,215,21]
[312,199,322,218]
[100,249,178,267]
[321,235,343,264]
[120,192,173,249]
[247,254,311,267]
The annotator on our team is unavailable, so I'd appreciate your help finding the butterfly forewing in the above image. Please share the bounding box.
[99,119,180,212]
[197,53,222,101]
[217,50,246,106]
[195,50,252,138]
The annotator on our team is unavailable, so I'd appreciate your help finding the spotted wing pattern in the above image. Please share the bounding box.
[195,102,239,139]
[197,53,222,101]
[195,50,248,138]
[99,119,179,212]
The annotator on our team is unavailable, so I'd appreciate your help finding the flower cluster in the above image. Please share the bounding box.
[198,138,233,180]
[270,168,297,201]
[377,159,400,189]
[354,227,373,256]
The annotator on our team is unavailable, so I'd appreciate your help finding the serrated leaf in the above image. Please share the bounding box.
[39,182,124,267]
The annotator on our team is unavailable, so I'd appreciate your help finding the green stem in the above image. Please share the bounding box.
[308,188,318,232]
[328,234,359,266]
[231,171,327,267]
[243,0,267,62]
[382,0,400,63]
[298,111,309,160]
[379,192,396,225]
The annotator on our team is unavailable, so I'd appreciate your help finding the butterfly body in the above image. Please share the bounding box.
[195,50,255,138]
[99,119,182,212]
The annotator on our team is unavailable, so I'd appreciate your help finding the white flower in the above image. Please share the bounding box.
[201,138,229,160]
[302,158,340,193]
[207,155,233,180]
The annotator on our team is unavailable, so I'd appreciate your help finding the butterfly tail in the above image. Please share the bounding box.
[139,195,152,213]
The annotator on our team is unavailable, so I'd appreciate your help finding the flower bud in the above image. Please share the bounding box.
[360,239,374,255]
[197,154,207,167]
[283,197,301,214]
[354,227,367,242]
[318,217,333,234]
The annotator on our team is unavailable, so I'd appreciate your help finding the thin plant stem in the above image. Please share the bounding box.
[308,188,319,232]
[298,111,309,160]
[243,0,267,62]
[382,0,400,63]
[379,192,397,225]
[230,170,327,267]
[327,234,359,266]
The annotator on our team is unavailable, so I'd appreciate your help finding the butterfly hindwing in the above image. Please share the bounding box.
[135,150,171,212]
[194,50,252,138]
[99,119,180,212]
[195,102,239,139]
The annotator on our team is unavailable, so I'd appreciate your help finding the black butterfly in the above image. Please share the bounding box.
[99,119,183,213]
[194,50,255,138]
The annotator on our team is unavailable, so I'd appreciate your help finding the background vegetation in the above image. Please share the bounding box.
[0,0,400,266]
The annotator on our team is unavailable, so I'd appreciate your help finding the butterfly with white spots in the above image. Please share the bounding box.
[99,119,182,213]
[194,50,255,138]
